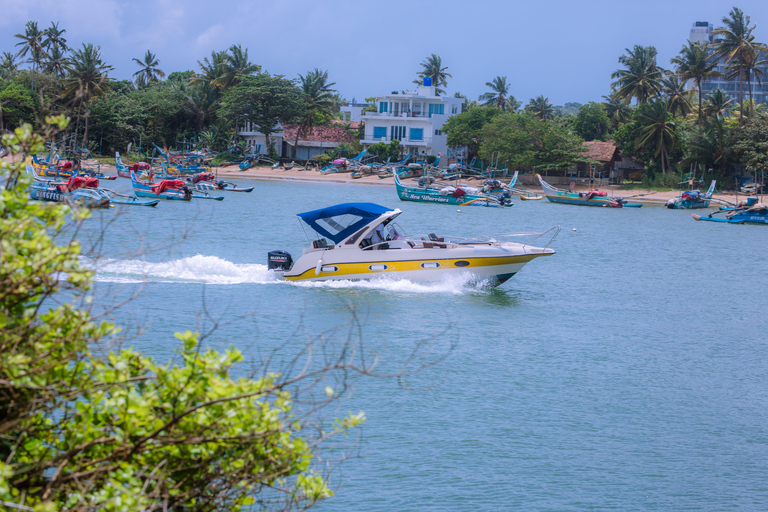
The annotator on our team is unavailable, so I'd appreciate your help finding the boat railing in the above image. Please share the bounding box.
[521,225,560,250]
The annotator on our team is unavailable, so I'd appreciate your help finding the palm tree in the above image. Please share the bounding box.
[602,91,632,130]
[61,43,113,150]
[635,100,677,174]
[43,22,67,52]
[171,80,220,131]
[14,21,48,91]
[0,52,20,79]
[684,116,730,175]
[703,89,734,120]
[610,45,664,105]
[479,76,513,110]
[44,45,68,94]
[711,7,767,124]
[294,68,337,156]
[218,44,261,89]
[414,54,452,95]
[671,41,721,132]
[190,50,229,90]
[660,74,693,118]
[733,45,767,118]
[525,95,555,120]
[132,50,165,87]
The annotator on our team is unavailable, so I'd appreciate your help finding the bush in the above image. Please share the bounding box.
[211,150,239,165]
[315,154,332,167]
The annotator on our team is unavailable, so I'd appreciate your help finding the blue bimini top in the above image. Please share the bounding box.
[297,203,394,244]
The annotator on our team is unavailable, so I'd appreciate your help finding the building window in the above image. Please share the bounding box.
[391,126,406,141]
[435,129,442,136]
[410,128,423,141]
[373,127,386,139]
[451,105,458,114]
[428,104,445,117]
[379,102,388,113]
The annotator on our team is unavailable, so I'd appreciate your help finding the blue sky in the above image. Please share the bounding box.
[1,0,766,106]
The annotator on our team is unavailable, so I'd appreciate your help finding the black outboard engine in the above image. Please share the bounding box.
[268,250,293,271]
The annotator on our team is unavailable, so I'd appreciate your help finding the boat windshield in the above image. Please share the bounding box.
[297,203,396,244]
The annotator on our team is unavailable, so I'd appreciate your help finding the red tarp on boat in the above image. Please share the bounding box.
[56,176,99,192]
[128,162,151,171]
[151,179,185,195]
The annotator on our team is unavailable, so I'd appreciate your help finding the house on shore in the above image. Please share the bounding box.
[357,78,464,160]
[281,122,359,160]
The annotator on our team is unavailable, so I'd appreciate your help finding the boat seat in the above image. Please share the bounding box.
[422,242,446,249]
[312,238,328,249]
[428,233,444,242]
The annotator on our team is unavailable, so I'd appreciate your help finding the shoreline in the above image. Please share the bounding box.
[3,154,757,204]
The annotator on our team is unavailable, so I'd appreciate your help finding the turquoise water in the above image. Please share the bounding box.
[80,178,768,511]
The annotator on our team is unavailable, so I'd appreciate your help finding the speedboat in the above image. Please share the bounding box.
[268,202,558,287]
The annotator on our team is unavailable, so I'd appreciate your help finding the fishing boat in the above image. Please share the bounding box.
[115,152,151,178]
[131,171,193,201]
[666,180,716,209]
[27,166,158,207]
[195,180,254,193]
[267,202,558,287]
[394,174,512,207]
[692,198,768,225]
[505,171,543,200]
[537,174,642,208]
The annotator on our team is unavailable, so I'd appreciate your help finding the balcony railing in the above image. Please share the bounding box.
[362,135,433,145]
[362,112,442,119]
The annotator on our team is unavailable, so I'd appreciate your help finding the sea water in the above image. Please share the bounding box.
[77,178,768,511]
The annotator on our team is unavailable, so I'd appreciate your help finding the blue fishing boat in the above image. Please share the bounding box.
[28,166,158,207]
[666,180,716,209]
[692,198,768,224]
[394,174,512,207]
[131,171,192,201]
[537,174,642,208]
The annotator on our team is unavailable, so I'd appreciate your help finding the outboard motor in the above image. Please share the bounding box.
[268,250,293,271]
[666,198,676,209]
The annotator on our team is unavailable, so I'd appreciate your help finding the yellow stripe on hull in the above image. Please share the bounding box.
[283,253,549,282]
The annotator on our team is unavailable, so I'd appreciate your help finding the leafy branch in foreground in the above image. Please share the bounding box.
[1,119,449,511]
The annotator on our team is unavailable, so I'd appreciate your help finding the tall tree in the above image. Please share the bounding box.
[730,45,767,118]
[414,54,451,95]
[573,102,610,141]
[61,43,113,150]
[711,7,767,124]
[43,21,67,52]
[660,74,693,118]
[294,68,337,156]
[44,45,68,94]
[602,91,632,130]
[220,73,306,158]
[132,50,165,87]
[190,50,229,90]
[671,40,721,132]
[703,89,734,120]
[479,76,515,110]
[635,100,677,174]
[525,95,555,120]
[0,52,20,80]
[14,21,47,91]
[219,44,261,89]
[610,45,664,105]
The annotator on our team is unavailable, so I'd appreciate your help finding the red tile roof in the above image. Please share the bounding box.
[581,141,619,163]
[283,124,357,145]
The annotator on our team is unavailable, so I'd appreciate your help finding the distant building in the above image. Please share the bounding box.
[689,21,768,105]
[359,80,465,159]
[281,122,359,160]
[239,121,284,157]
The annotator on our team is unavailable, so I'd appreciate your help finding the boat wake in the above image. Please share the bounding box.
[85,255,494,293]
[84,255,279,284]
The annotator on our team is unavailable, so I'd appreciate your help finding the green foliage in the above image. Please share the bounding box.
[0,119,364,511]
[733,112,768,172]
[211,150,239,164]
[442,105,502,159]
[366,139,401,161]
[0,82,38,128]
[479,111,587,171]
[220,74,306,152]
[573,102,610,141]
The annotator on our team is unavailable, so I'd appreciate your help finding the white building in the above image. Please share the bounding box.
[239,121,284,157]
[358,80,464,160]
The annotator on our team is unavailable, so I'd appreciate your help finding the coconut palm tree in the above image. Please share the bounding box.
[479,76,513,110]
[43,22,67,52]
[293,68,337,156]
[671,41,721,132]
[661,74,693,118]
[14,21,48,91]
[44,45,68,94]
[684,116,731,175]
[190,50,229,90]
[610,45,664,105]
[601,91,632,130]
[525,95,555,120]
[702,89,734,120]
[0,52,20,79]
[132,50,165,87]
[414,54,451,95]
[218,44,261,89]
[635,100,677,174]
[61,43,113,150]
[731,45,767,118]
[711,7,767,124]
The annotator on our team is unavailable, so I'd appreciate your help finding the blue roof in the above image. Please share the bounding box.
[297,203,394,244]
